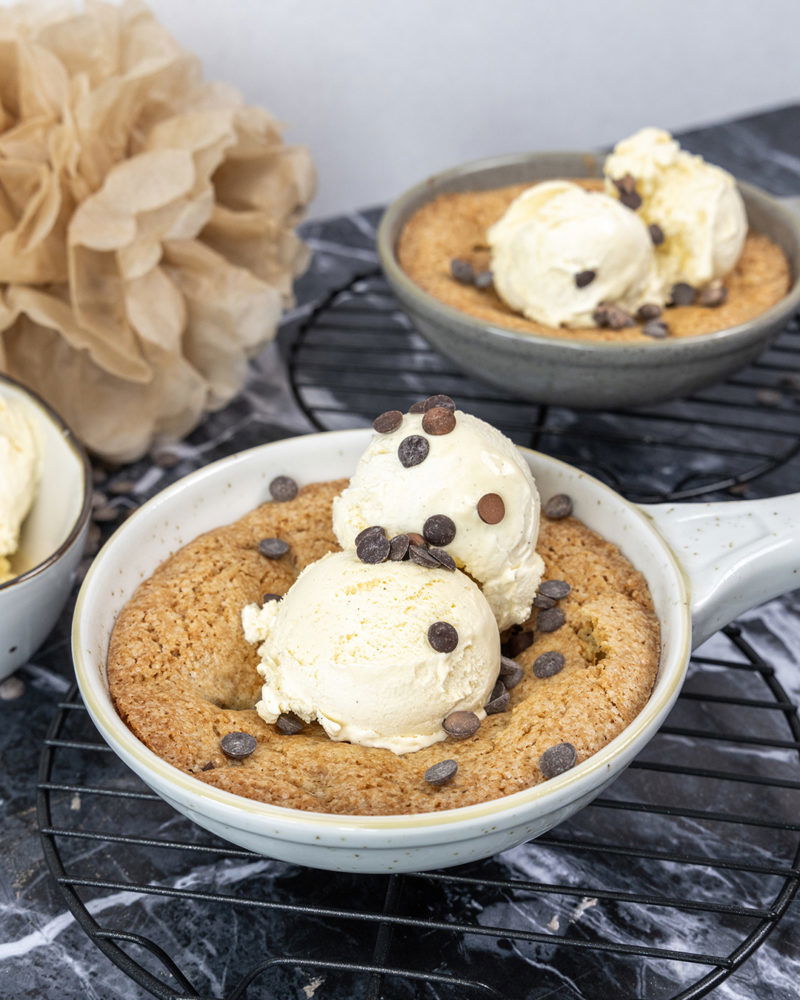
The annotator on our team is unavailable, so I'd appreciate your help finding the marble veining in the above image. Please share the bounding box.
[1,107,799,1000]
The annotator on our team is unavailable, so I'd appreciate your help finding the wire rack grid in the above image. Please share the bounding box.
[37,630,800,1000]
[286,270,800,503]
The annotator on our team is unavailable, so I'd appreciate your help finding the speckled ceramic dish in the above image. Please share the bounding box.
[377,152,800,408]
[0,373,91,679]
[72,430,799,873]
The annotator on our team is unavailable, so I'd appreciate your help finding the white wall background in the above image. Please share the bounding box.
[16,0,800,216]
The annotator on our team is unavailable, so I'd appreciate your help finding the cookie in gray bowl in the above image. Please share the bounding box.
[377,151,800,408]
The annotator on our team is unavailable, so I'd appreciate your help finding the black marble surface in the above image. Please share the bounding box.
[1,106,799,1000]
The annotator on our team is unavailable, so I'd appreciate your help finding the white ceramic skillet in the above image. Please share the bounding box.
[72,430,799,874]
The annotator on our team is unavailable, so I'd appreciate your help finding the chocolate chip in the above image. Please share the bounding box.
[533,594,556,610]
[477,493,505,524]
[537,607,566,633]
[636,303,662,322]
[539,579,571,599]
[643,319,670,339]
[409,544,440,568]
[220,732,257,759]
[429,547,456,572]
[443,710,480,739]
[423,394,456,411]
[423,514,456,546]
[355,525,385,546]
[575,270,595,288]
[450,257,475,284]
[258,537,289,559]
[543,494,573,520]
[200,761,216,771]
[698,280,728,308]
[648,223,665,245]
[474,270,494,289]
[422,407,456,435]
[613,174,642,210]
[389,534,410,560]
[669,282,696,306]
[398,435,430,467]
[539,741,577,779]
[356,532,391,564]
[407,532,426,547]
[269,475,298,502]
[502,630,533,658]
[533,650,565,678]
[485,684,510,715]
[613,173,637,195]
[424,759,458,785]
[428,621,458,652]
[262,592,282,603]
[276,712,305,735]
[408,400,428,413]
[593,303,636,330]
[499,658,524,689]
[373,410,404,434]
[619,190,641,210]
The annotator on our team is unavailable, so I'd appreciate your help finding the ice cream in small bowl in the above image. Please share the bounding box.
[0,373,91,679]
[378,129,800,407]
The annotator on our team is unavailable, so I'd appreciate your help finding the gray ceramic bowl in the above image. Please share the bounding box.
[377,152,800,408]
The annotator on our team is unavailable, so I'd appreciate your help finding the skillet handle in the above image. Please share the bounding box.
[642,494,800,648]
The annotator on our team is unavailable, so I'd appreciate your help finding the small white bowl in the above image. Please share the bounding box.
[0,374,91,679]
[72,429,799,873]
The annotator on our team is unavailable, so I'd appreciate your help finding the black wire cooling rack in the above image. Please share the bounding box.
[286,270,800,503]
[39,270,800,1000]
[37,632,800,1000]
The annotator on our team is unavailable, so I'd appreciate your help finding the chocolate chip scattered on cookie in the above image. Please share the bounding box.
[539,741,578,778]
[220,732,257,759]
[533,651,566,679]
[258,537,289,559]
[443,710,480,739]
[269,476,298,502]
[424,759,458,785]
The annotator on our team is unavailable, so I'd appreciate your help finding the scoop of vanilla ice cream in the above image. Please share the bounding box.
[242,551,500,754]
[604,127,747,290]
[0,395,40,582]
[332,410,544,630]
[487,180,663,327]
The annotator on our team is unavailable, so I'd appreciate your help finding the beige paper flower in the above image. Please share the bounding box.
[0,0,314,461]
